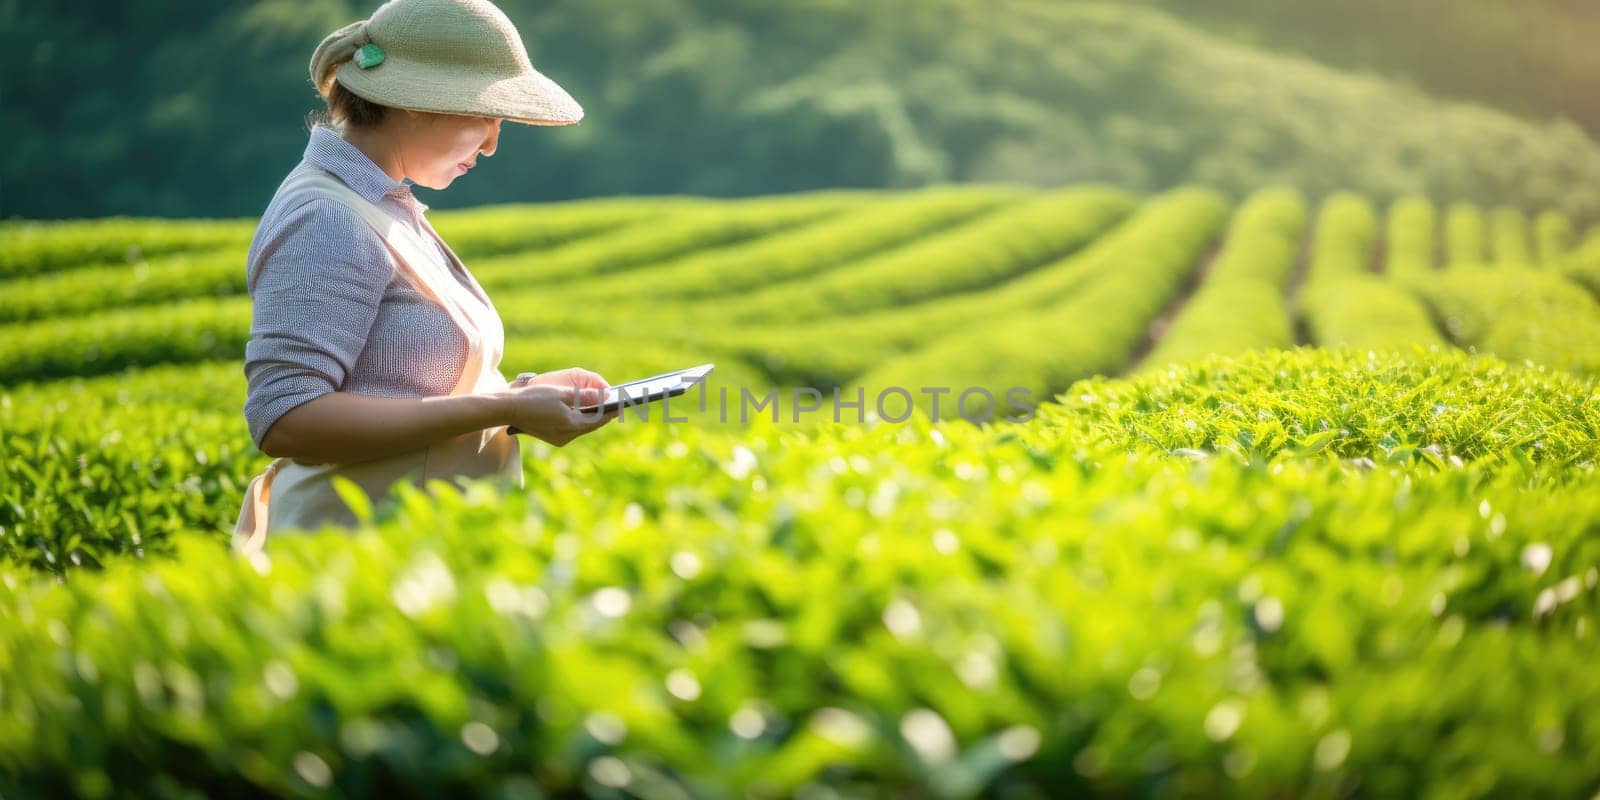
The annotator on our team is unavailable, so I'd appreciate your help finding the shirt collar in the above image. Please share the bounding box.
[303,123,427,211]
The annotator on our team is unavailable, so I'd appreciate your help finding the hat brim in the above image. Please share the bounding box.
[334,55,584,126]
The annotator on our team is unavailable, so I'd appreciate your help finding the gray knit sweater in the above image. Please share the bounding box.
[242,123,499,452]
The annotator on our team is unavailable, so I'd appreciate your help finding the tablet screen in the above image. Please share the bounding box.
[577,363,715,414]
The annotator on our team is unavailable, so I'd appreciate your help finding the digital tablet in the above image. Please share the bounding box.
[577,363,715,415]
[506,364,715,434]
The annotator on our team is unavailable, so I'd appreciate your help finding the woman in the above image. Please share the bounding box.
[234,0,616,553]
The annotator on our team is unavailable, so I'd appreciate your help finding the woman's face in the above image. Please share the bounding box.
[400,111,502,190]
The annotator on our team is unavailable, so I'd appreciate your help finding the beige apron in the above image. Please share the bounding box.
[233,169,522,555]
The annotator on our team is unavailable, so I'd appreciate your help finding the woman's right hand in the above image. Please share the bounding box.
[501,383,618,446]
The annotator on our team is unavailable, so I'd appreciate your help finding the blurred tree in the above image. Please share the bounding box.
[4,0,1600,220]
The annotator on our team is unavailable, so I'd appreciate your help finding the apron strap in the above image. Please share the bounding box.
[277,169,490,396]
[232,457,286,555]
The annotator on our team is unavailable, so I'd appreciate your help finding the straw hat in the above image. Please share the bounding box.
[309,0,583,126]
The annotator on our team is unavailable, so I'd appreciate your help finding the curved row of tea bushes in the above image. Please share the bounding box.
[512,185,1139,342]
[12,191,1011,380]
[0,194,876,384]
[1581,225,1600,259]
[0,218,254,280]
[1298,275,1447,352]
[1444,202,1488,268]
[1142,279,1290,372]
[1561,225,1600,299]
[1201,189,1308,286]
[1032,347,1600,470]
[496,187,1130,342]
[1305,194,1376,282]
[0,198,712,323]
[1384,196,1437,278]
[0,248,255,325]
[0,197,688,286]
[0,335,773,574]
[704,188,1135,323]
[1534,210,1577,268]
[854,188,1229,416]
[1489,206,1533,265]
[0,298,252,385]
[1,350,1597,797]
[425,195,722,261]
[1138,188,1305,370]
[9,191,1597,394]
[519,186,1031,306]
[1407,267,1591,345]
[705,189,1233,388]
[467,191,883,291]
[1409,268,1600,377]
[1298,196,1444,351]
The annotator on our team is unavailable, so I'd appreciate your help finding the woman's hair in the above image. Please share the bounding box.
[305,81,389,131]
[305,20,391,131]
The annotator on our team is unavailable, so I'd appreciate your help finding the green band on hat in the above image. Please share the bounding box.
[353,43,385,70]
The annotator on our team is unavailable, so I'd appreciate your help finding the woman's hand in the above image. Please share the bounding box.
[502,367,617,446]
[511,367,609,394]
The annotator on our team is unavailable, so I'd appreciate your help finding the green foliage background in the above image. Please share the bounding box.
[6,0,1600,219]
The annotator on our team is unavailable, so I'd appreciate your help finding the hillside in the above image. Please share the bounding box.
[1118,0,1600,137]
[4,186,1600,565]
[7,0,1600,217]
[9,0,1600,791]
[4,187,1600,793]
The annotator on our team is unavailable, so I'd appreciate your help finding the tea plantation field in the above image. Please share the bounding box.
[1,186,1599,797]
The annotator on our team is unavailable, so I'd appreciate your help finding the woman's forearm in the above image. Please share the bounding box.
[260,390,510,463]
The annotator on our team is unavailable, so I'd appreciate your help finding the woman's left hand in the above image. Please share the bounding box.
[510,367,610,395]
[503,367,614,437]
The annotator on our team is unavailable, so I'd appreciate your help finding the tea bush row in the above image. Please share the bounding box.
[1383,196,1436,278]
[712,189,1231,388]
[855,189,1229,415]
[1,350,1597,797]
[1139,187,1304,370]
[1298,196,1443,351]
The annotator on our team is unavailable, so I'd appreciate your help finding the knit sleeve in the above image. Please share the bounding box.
[242,198,397,452]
